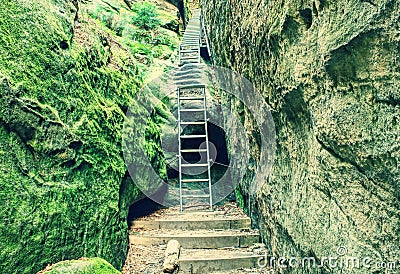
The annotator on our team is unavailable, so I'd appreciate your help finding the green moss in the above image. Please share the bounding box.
[235,186,245,211]
[43,257,121,274]
[144,102,171,181]
[0,0,179,273]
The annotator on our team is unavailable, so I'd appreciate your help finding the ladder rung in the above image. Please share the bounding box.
[180,56,200,60]
[180,60,200,64]
[180,53,198,56]
[180,135,206,138]
[177,82,203,87]
[181,179,210,183]
[180,47,199,50]
[182,42,199,45]
[179,108,205,112]
[179,84,206,90]
[178,84,205,89]
[181,54,200,57]
[179,121,206,125]
[181,163,208,167]
[182,194,210,198]
[181,149,207,153]
[180,49,199,53]
[179,96,204,100]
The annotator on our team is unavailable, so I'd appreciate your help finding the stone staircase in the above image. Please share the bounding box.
[129,209,265,273]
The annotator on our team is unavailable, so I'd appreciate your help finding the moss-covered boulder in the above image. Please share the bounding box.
[39,257,121,274]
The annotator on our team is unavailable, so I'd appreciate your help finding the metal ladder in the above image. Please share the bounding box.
[177,85,212,211]
[179,9,202,66]
[200,12,212,58]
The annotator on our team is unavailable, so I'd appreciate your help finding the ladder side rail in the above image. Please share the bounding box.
[179,45,181,65]
[201,13,212,57]
[203,86,213,210]
[178,88,183,211]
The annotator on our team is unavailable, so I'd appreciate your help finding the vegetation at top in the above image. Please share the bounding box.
[132,2,162,30]
[86,0,179,69]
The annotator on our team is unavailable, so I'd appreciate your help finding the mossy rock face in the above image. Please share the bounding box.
[39,257,121,274]
[0,0,178,273]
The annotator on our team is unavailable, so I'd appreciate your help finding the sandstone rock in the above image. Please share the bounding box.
[201,0,400,271]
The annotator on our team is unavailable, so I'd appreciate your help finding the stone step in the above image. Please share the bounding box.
[176,80,205,87]
[178,248,263,273]
[164,210,224,216]
[177,83,205,89]
[174,70,203,77]
[127,203,263,273]
[180,59,200,64]
[129,229,260,249]
[175,63,202,71]
[131,217,251,230]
